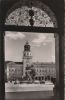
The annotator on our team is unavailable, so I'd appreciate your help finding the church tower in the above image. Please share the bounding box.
[22,41,32,77]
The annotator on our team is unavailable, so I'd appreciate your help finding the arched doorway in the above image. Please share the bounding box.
[0,0,64,100]
[4,0,59,99]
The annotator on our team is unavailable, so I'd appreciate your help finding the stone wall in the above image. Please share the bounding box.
[64,0,65,100]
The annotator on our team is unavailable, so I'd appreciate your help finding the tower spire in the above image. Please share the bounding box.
[22,41,32,77]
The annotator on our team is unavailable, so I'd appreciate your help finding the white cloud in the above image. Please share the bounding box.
[32,34,46,44]
[32,33,54,46]
[31,44,41,47]
[5,31,26,40]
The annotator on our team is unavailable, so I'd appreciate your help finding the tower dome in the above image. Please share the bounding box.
[24,41,30,51]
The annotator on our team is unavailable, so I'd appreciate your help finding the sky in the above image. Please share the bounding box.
[5,31,55,63]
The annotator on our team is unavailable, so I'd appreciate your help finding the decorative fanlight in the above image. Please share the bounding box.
[29,2,34,26]
[5,1,57,27]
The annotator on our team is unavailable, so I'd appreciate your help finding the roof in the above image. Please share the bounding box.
[15,62,23,64]
[5,61,23,65]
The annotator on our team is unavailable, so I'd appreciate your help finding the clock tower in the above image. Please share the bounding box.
[22,41,32,77]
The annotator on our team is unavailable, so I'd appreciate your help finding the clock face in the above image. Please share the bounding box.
[5,6,57,28]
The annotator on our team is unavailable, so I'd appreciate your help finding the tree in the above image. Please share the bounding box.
[26,65,36,82]
[30,68,36,82]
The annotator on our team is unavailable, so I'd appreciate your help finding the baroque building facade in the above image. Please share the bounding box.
[5,41,56,82]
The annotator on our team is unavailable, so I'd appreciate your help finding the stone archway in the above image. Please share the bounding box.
[4,0,59,90]
[1,0,62,100]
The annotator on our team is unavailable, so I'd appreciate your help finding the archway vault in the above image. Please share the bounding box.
[4,0,59,95]
[0,0,64,100]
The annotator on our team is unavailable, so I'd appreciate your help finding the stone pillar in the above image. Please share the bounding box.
[0,30,5,100]
[59,33,64,100]
[0,1,5,99]
[54,33,59,89]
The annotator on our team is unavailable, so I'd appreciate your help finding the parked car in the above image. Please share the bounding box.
[45,81,53,85]
[34,80,40,84]
[14,80,20,84]
[14,81,17,84]
[40,80,45,84]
